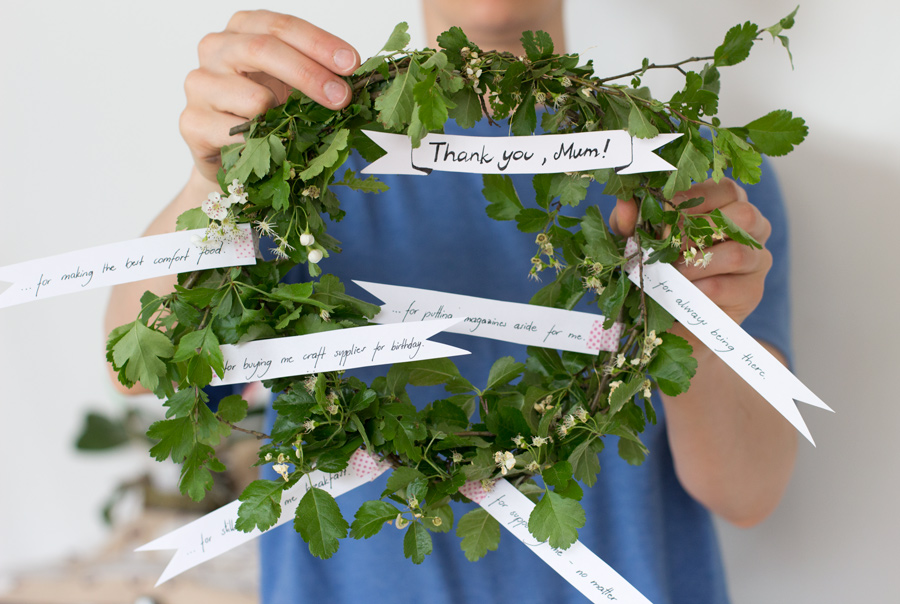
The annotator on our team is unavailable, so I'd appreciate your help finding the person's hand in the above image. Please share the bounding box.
[180,10,361,182]
[609,178,773,349]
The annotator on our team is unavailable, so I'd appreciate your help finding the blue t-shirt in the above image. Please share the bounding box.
[256,118,793,604]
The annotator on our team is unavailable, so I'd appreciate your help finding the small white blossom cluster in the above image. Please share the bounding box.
[460,47,484,94]
[194,179,249,249]
[272,452,291,481]
[493,450,516,476]
[683,246,713,269]
[324,390,339,415]
[533,395,554,414]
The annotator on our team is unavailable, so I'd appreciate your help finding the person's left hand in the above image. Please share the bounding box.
[609,177,773,349]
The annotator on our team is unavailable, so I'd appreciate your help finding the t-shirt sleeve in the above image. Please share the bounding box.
[736,157,793,367]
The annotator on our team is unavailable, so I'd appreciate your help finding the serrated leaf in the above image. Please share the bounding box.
[511,91,537,136]
[742,110,807,157]
[542,460,573,489]
[528,490,585,549]
[549,173,591,207]
[580,206,622,265]
[237,479,286,532]
[516,208,549,233]
[176,207,209,231]
[482,174,523,220]
[568,437,603,487]
[381,22,410,52]
[709,208,762,249]
[404,521,433,564]
[414,71,454,131]
[456,508,500,561]
[647,333,698,396]
[217,394,248,423]
[662,139,711,199]
[385,467,427,495]
[375,60,420,130]
[618,437,648,466]
[521,30,554,61]
[298,129,350,181]
[714,21,759,67]
[608,375,646,415]
[147,416,192,462]
[333,169,389,193]
[295,487,349,559]
[627,103,659,139]
[350,500,400,539]
[180,442,222,501]
[718,129,762,184]
[111,321,174,392]
[229,137,272,183]
[448,88,482,129]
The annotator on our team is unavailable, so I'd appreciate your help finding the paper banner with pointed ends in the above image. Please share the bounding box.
[209,318,470,386]
[137,450,392,586]
[353,280,623,355]
[623,239,832,445]
[359,131,682,176]
[461,479,653,604]
[0,225,256,309]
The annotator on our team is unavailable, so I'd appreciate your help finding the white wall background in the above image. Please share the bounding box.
[1,1,897,602]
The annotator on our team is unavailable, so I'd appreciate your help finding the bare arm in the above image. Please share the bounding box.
[610,178,797,527]
[104,10,360,393]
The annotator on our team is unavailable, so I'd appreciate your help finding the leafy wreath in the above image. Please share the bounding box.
[107,10,806,563]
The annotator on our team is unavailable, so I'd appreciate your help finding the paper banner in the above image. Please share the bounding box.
[353,280,623,355]
[137,449,392,585]
[0,225,256,309]
[623,240,832,445]
[460,479,652,604]
[210,318,470,386]
[360,131,682,176]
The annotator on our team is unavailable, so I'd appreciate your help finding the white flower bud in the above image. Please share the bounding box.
[300,233,315,246]
[308,249,324,264]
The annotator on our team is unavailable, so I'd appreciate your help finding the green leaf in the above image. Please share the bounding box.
[375,60,420,130]
[333,169,389,193]
[295,487,349,559]
[581,206,622,265]
[627,103,659,139]
[717,129,762,184]
[485,356,525,391]
[298,129,350,181]
[75,412,129,451]
[549,173,591,207]
[511,91,537,136]
[742,110,808,157]
[542,460,573,489]
[521,30,554,61]
[709,208,762,249]
[608,375,646,415]
[456,508,500,561]
[403,521,433,564]
[618,436,648,466]
[229,137,272,182]
[381,21,410,52]
[237,479,286,532]
[448,88,482,129]
[647,333,698,396]
[385,467,427,495]
[714,21,759,67]
[662,139,711,199]
[414,71,454,131]
[482,174,523,220]
[180,442,223,501]
[350,500,400,539]
[217,394,249,423]
[763,6,799,67]
[568,437,603,487]
[111,321,174,393]
[175,207,209,231]
[516,208,549,233]
[528,490,585,549]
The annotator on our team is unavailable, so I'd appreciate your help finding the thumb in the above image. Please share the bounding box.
[609,198,638,236]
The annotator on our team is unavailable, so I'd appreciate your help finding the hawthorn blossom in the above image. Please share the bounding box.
[493,450,516,475]
[202,192,227,221]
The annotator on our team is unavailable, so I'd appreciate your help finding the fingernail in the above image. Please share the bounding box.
[333,48,355,72]
[324,80,349,106]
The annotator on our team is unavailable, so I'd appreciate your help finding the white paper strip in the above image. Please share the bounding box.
[460,479,653,604]
[210,318,470,386]
[360,131,682,176]
[623,240,832,445]
[137,449,392,585]
[354,281,623,355]
[0,225,256,309]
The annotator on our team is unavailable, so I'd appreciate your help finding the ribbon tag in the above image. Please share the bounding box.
[354,280,623,354]
[624,239,832,444]
[210,318,470,386]
[0,225,256,309]
[460,480,653,603]
[138,450,391,585]
[360,131,682,176]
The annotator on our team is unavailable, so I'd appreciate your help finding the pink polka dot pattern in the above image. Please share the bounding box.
[233,226,255,260]
[459,479,493,503]
[586,320,623,352]
[349,449,387,480]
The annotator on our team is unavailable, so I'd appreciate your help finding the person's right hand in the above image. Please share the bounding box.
[180,10,361,182]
